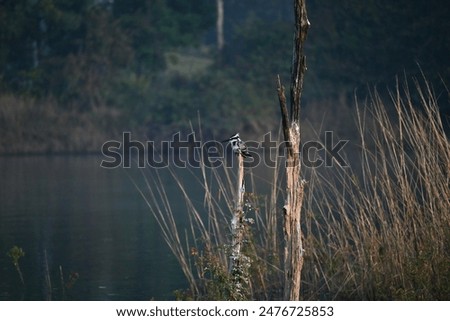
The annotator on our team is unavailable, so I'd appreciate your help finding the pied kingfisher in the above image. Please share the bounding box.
[222,133,252,158]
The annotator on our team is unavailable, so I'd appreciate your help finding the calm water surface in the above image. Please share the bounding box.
[0,155,189,300]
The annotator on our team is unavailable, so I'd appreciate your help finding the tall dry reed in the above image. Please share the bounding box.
[137,79,449,300]
[302,78,449,299]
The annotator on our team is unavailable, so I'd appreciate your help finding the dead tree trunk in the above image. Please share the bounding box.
[230,154,244,271]
[277,0,310,301]
[229,153,248,300]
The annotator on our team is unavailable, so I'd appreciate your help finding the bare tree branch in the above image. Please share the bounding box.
[290,0,310,123]
[277,75,293,158]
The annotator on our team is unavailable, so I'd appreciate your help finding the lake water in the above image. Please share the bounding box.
[0,155,190,300]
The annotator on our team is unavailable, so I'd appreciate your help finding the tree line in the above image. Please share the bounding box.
[0,0,448,152]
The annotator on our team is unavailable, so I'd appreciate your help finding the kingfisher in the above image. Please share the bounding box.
[222,133,252,158]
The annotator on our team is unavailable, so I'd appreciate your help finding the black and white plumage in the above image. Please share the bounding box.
[222,133,252,158]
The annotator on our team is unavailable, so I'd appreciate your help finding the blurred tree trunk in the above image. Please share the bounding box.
[216,0,224,51]
[276,0,310,301]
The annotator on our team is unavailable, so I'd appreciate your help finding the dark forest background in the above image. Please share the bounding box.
[0,0,448,154]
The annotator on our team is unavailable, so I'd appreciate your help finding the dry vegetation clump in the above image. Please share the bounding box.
[0,94,124,154]
[302,79,449,299]
[138,79,449,300]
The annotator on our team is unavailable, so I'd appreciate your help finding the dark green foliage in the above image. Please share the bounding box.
[0,0,214,96]
[0,0,448,153]
[221,16,292,84]
[306,0,450,98]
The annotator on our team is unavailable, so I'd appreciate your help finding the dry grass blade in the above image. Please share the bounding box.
[132,78,448,300]
[303,79,450,300]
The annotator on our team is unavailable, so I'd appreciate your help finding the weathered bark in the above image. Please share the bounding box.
[282,124,306,301]
[277,75,293,159]
[277,0,309,301]
[290,0,310,123]
[230,154,244,273]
